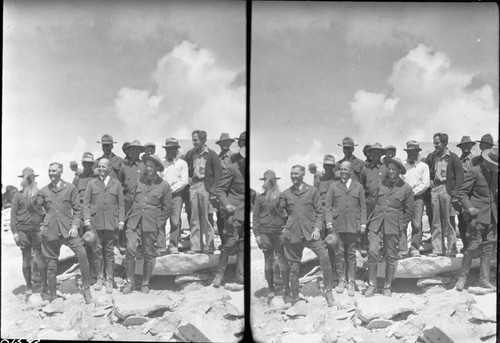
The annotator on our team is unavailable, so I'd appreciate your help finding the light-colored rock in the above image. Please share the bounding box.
[123,315,149,326]
[301,248,317,264]
[224,283,244,292]
[270,296,286,309]
[322,331,338,343]
[416,277,451,287]
[294,308,327,334]
[149,312,181,336]
[421,314,482,343]
[174,273,209,284]
[352,336,364,343]
[392,314,427,339]
[467,287,495,295]
[135,252,237,276]
[92,308,112,317]
[112,292,184,320]
[78,327,94,341]
[108,332,120,340]
[179,281,205,291]
[38,329,79,340]
[27,293,49,308]
[59,245,76,262]
[470,294,496,322]
[285,300,308,317]
[282,332,323,343]
[42,297,65,314]
[54,306,83,330]
[355,296,418,323]
[225,291,244,317]
[96,293,112,307]
[176,310,235,342]
[472,322,497,339]
[367,318,393,329]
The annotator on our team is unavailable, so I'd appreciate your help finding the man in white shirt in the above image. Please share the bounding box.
[401,140,430,257]
[160,138,188,255]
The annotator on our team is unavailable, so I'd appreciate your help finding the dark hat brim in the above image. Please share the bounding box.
[476,140,494,145]
[259,177,281,180]
[162,144,181,149]
[18,174,39,178]
[216,138,235,145]
[126,145,146,152]
[384,158,407,174]
[457,141,476,147]
[142,155,165,172]
[403,147,422,151]
[337,143,358,147]
[97,141,117,144]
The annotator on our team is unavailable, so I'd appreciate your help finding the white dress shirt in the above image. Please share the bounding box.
[161,157,188,194]
[101,175,110,187]
[402,160,430,196]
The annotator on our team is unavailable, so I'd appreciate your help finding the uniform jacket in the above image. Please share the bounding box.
[94,153,124,180]
[367,178,414,235]
[217,160,245,223]
[253,191,285,235]
[119,160,146,196]
[471,155,484,167]
[83,177,125,230]
[425,150,464,198]
[183,147,222,195]
[360,162,389,198]
[459,164,498,225]
[73,171,95,204]
[337,156,365,183]
[280,183,323,244]
[317,175,337,207]
[37,180,81,241]
[324,180,367,233]
[126,176,172,232]
[11,191,45,233]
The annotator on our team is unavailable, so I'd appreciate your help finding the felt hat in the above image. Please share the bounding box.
[82,152,94,163]
[259,170,280,181]
[476,134,494,146]
[325,233,339,251]
[404,140,422,151]
[385,145,397,151]
[235,131,246,141]
[18,167,39,178]
[97,134,117,145]
[481,144,498,166]
[323,154,336,165]
[384,157,407,174]
[456,136,476,148]
[368,143,386,154]
[144,142,156,148]
[216,133,235,145]
[142,154,165,172]
[338,137,358,147]
[127,140,145,152]
[162,138,181,149]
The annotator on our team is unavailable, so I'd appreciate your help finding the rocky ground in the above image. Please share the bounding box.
[250,219,497,343]
[1,208,243,341]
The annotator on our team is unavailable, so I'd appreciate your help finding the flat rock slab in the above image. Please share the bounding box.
[422,314,482,343]
[470,293,496,322]
[174,273,209,284]
[135,253,236,276]
[281,332,323,343]
[285,300,308,317]
[42,297,65,314]
[367,318,393,329]
[123,315,149,326]
[112,292,184,320]
[224,283,244,292]
[225,291,244,317]
[467,287,495,295]
[27,293,49,308]
[293,308,327,334]
[416,277,451,287]
[176,310,235,342]
[355,296,418,323]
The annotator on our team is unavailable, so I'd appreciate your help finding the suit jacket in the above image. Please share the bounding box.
[183,147,222,195]
[37,180,81,241]
[367,178,414,235]
[83,177,125,231]
[280,183,323,244]
[94,153,124,180]
[252,192,285,235]
[73,171,95,204]
[425,150,464,198]
[459,164,498,225]
[126,176,172,232]
[216,160,245,223]
[11,192,44,233]
[325,180,367,233]
[336,156,365,183]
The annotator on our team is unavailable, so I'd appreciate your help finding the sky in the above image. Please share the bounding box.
[250,2,499,192]
[2,0,246,189]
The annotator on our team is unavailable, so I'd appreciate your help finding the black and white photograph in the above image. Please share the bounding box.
[2,1,246,341]
[250,3,498,343]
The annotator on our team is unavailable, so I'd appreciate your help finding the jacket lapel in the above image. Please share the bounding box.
[105,178,114,190]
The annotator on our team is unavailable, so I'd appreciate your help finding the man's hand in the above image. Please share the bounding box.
[69,226,78,238]
[118,222,125,231]
[255,236,262,249]
[13,233,20,246]
[360,224,367,234]
[311,228,321,241]
[84,220,91,230]
[468,207,480,217]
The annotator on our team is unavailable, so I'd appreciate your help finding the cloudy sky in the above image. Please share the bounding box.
[3,0,246,188]
[251,2,499,191]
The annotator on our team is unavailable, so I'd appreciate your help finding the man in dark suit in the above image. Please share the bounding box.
[325,161,367,297]
[182,130,222,254]
[83,158,125,294]
[279,165,335,306]
[456,145,498,291]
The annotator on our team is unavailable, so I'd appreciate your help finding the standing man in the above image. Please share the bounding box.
[308,163,322,189]
[230,131,246,164]
[37,162,93,303]
[325,162,367,297]
[160,138,188,255]
[95,134,124,180]
[183,130,222,254]
[365,158,414,297]
[70,161,83,185]
[144,143,156,156]
[11,167,47,296]
[401,141,430,258]
[83,159,125,293]
[122,154,172,294]
[425,133,464,257]
[456,136,477,252]
[456,145,497,291]
[337,137,365,183]
[278,165,335,306]
[362,144,372,165]
[122,142,131,163]
[119,140,146,253]
[213,153,246,287]
[472,134,494,167]
[383,145,397,164]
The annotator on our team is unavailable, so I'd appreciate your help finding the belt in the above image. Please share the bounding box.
[192,176,205,183]
[433,179,446,186]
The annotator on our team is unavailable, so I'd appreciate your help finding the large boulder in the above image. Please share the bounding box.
[134,253,237,275]
[421,314,482,343]
[355,296,419,323]
[112,291,184,320]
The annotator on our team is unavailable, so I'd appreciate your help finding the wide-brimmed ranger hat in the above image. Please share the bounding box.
[97,134,117,145]
[142,154,165,172]
[323,154,336,165]
[384,157,407,174]
[144,142,156,149]
[163,138,181,149]
[216,133,235,145]
[404,140,422,151]
[476,134,494,146]
[259,170,280,181]
[368,143,386,154]
[18,167,39,178]
[235,131,246,141]
[385,145,397,151]
[482,144,498,166]
[456,136,476,148]
[363,144,372,153]
[126,140,145,152]
[82,152,94,163]
[338,137,358,147]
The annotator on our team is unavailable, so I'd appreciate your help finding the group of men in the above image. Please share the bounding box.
[11,131,246,303]
[254,133,497,305]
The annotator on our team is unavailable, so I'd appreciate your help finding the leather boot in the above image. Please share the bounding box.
[235,251,244,284]
[105,257,114,294]
[364,263,378,297]
[347,261,356,297]
[290,274,300,304]
[22,266,33,294]
[212,250,229,288]
[141,260,154,294]
[335,259,346,294]
[82,287,93,304]
[47,266,58,301]
[94,255,104,291]
[122,260,136,294]
[325,290,335,307]
[383,262,396,297]
[478,257,496,290]
[39,266,49,295]
[265,268,275,297]
[455,253,472,291]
